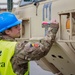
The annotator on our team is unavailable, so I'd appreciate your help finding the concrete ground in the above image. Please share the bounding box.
[30,61,54,75]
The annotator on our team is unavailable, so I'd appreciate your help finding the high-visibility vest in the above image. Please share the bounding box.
[0,40,29,75]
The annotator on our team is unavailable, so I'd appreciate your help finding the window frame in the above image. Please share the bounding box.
[19,0,45,7]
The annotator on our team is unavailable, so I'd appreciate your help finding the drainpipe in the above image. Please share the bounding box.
[7,0,13,12]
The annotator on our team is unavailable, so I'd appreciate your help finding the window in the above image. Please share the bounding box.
[19,0,33,6]
[23,0,32,2]
[19,0,44,6]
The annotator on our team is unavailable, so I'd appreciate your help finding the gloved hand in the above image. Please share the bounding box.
[42,19,59,34]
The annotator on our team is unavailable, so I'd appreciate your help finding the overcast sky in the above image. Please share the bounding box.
[1,0,19,3]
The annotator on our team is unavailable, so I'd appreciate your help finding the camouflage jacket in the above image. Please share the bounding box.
[0,23,59,75]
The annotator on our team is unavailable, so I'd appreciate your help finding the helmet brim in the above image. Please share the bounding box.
[0,20,22,32]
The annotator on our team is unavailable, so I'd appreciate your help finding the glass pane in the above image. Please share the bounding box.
[24,0,32,1]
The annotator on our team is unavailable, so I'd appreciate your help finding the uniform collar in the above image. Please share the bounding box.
[1,35,15,41]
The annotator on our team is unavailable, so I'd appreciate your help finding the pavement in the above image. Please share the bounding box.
[30,61,54,75]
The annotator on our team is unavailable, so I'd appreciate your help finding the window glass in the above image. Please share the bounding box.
[19,0,43,6]
[23,0,32,2]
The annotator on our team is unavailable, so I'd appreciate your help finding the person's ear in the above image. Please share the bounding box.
[5,30,11,35]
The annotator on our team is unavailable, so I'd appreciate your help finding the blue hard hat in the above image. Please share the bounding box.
[0,12,22,32]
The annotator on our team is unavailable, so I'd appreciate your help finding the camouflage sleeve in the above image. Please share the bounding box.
[11,21,59,74]
[23,23,59,60]
[12,23,59,63]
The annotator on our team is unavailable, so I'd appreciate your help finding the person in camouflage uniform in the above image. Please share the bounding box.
[0,12,59,75]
